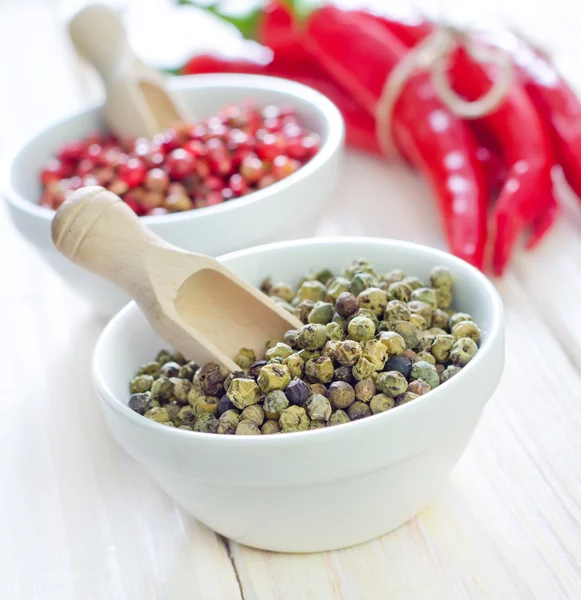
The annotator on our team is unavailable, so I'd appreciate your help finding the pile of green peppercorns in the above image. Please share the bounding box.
[128,260,482,435]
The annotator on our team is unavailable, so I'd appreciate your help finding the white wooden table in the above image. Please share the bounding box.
[2,1,581,598]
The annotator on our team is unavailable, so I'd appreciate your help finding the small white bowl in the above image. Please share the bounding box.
[93,238,504,553]
[3,74,344,318]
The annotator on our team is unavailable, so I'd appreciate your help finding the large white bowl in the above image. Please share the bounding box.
[3,74,344,318]
[93,238,504,553]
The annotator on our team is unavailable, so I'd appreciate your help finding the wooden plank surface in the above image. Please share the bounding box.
[2,0,581,598]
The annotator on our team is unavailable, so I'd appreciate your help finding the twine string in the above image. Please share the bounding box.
[375,25,514,158]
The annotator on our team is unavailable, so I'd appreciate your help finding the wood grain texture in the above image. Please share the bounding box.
[2,0,581,598]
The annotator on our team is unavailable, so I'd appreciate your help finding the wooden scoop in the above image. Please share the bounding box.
[51,186,303,371]
[68,3,189,139]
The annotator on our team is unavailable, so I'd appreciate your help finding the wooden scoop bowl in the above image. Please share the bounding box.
[51,186,303,371]
[68,3,189,139]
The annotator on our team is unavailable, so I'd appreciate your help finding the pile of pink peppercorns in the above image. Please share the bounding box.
[38,102,320,215]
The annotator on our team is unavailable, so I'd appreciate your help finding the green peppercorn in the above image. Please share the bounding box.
[354,379,376,402]
[436,288,453,309]
[411,287,438,310]
[334,365,355,383]
[348,401,371,420]
[136,361,160,376]
[266,342,294,361]
[261,419,281,435]
[322,340,340,361]
[392,321,419,350]
[178,361,199,381]
[163,401,180,423]
[344,259,377,279]
[271,297,295,314]
[430,266,453,290]
[159,361,181,378]
[435,363,446,376]
[348,315,376,342]
[236,421,261,435]
[407,300,433,327]
[294,299,315,323]
[306,393,332,421]
[416,351,436,365]
[415,331,435,352]
[308,301,334,325]
[151,377,173,404]
[227,378,261,409]
[130,374,154,394]
[452,321,481,343]
[263,389,289,419]
[179,425,192,431]
[387,281,413,302]
[409,313,428,331]
[128,392,152,415]
[350,272,379,296]
[384,300,412,325]
[431,309,450,331]
[193,396,219,416]
[431,334,455,362]
[440,365,462,383]
[410,360,440,389]
[377,331,406,355]
[326,381,356,409]
[335,291,359,318]
[223,371,246,394]
[361,339,388,370]
[284,329,300,349]
[234,348,256,370]
[382,269,405,285]
[199,362,229,397]
[328,409,351,426]
[408,380,430,396]
[369,393,395,414]
[279,405,310,432]
[191,412,217,433]
[309,383,327,396]
[283,353,305,379]
[403,349,418,363]
[145,406,170,423]
[357,287,388,317]
[305,356,335,384]
[352,355,377,381]
[396,392,419,405]
[156,349,173,366]
[448,312,473,330]
[297,349,321,363]
[297,323,327,350]
[326,277,351,303]
[376,371,408,398]
[298,280,327,302]
[332,312,350,332]
[325,321,346,341]
[269,282,296,303]
[176,405,197,428]
[169,377,191,405]
[257,363,291,394]
[241,404,265,426]
[335,340,362,366]
[402,275,424,291]
[309,420,327,430]
[353,307,380,330]
[449,338,478,366]
[217,408,240,432]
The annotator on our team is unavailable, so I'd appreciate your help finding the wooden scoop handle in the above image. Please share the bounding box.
[68,4,132,84]
[51,186,185,307]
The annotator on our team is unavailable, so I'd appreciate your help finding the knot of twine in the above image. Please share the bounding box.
[376,26,514,158]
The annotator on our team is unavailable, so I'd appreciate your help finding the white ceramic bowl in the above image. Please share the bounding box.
[93,238,504,552]
[3,74,344,318]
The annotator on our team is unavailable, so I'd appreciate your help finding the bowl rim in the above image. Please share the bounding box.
[2,73,344,224]
[92,236,504,447]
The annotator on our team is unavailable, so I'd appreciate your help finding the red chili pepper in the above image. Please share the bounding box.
[485,31,581,203]
[446,46,556,274]
[180,53,380,154]
[299,6,487,268]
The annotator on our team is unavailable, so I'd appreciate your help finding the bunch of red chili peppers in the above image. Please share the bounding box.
[178,0,581,275]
